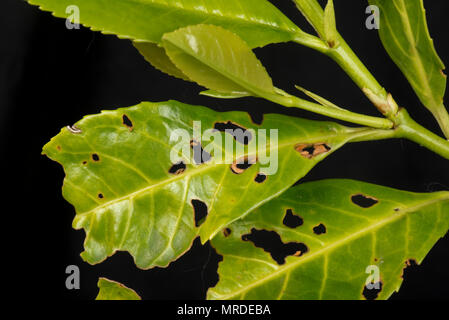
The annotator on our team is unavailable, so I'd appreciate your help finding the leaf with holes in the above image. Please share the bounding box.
[369,0,449,138]
[27,0,306,49]
[43,100,381,268]
[209,179,449,300]
[96,278,141,300]
[162,24,274,97]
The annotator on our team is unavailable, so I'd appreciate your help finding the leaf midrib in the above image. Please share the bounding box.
[73,131,349,220]
[213,193,449,299]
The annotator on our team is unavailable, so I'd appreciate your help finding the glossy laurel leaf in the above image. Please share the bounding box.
[133,42,191,82]
[162,24,273,97]
[209,179,449,300]
[27,0,304,49]
[369,0,448,137]
[43,101,378,268]
[96,278,141,300]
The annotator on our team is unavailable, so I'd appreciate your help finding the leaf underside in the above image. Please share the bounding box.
[43,101,371,269]
[96,278,141,300]
[27,0,302,49]
[209,179,449,300]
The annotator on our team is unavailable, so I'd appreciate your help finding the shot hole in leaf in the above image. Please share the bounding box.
[191,199,208,227]
[98,193,104,199]
[122,114,133,130]
[169,161,186,175]
[362,281,383,300]
[351,194,379,208]
[283,209,303,228]
[401,259,418,279]
[213,121,252,144]
[295,143,331,159]
[241,228,308,265]
[231,155,256,174]
[223,228,232,237]
[313,223,327,235]
[190,140,212,164]
[92,153,100,162]
[255,173,267,183]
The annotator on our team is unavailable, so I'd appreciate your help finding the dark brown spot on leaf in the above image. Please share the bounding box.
[255,173,267,183]
[351,194,378,208]
[313,223,327,235]
[283,209,303,228]
[92,153,100,161]
[169,161,186,175]
[56,145,61,151]
[122,114,133,130]
[191,199,208,227]
[241,228,308,265]
[223,228,232,237]
[295,143,331,159]
[98,193,104,199]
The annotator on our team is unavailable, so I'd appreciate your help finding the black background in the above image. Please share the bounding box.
[2,0,448,300]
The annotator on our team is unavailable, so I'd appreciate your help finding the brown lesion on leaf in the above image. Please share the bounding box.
[254,173,267,183]
[223,228,232,237]
[351,194,379,208]
[241,228,308,265]
[122,114,133,131]
[82,160,88,165]
[169,161,186,175]
[231,155,257,174]
[295,143,331,159]
[92,153,100,162]
[98,193,104,199]
[56,145,62,151]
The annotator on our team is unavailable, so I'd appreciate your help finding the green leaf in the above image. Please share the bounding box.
[27,0,303,49]
[133,42,190,82]
[162,24,275,97]
[209,179,449,300]
[200,90,251,100]
[43,101,379,267]
[96,278,141,300]
[369,0,449,138]
[323,0,338,47]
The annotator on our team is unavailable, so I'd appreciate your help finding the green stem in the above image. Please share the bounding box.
[263,92,393,129]
[396,109,449,160]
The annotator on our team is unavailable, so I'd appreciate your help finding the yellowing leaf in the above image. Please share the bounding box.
[43,101,385,267]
